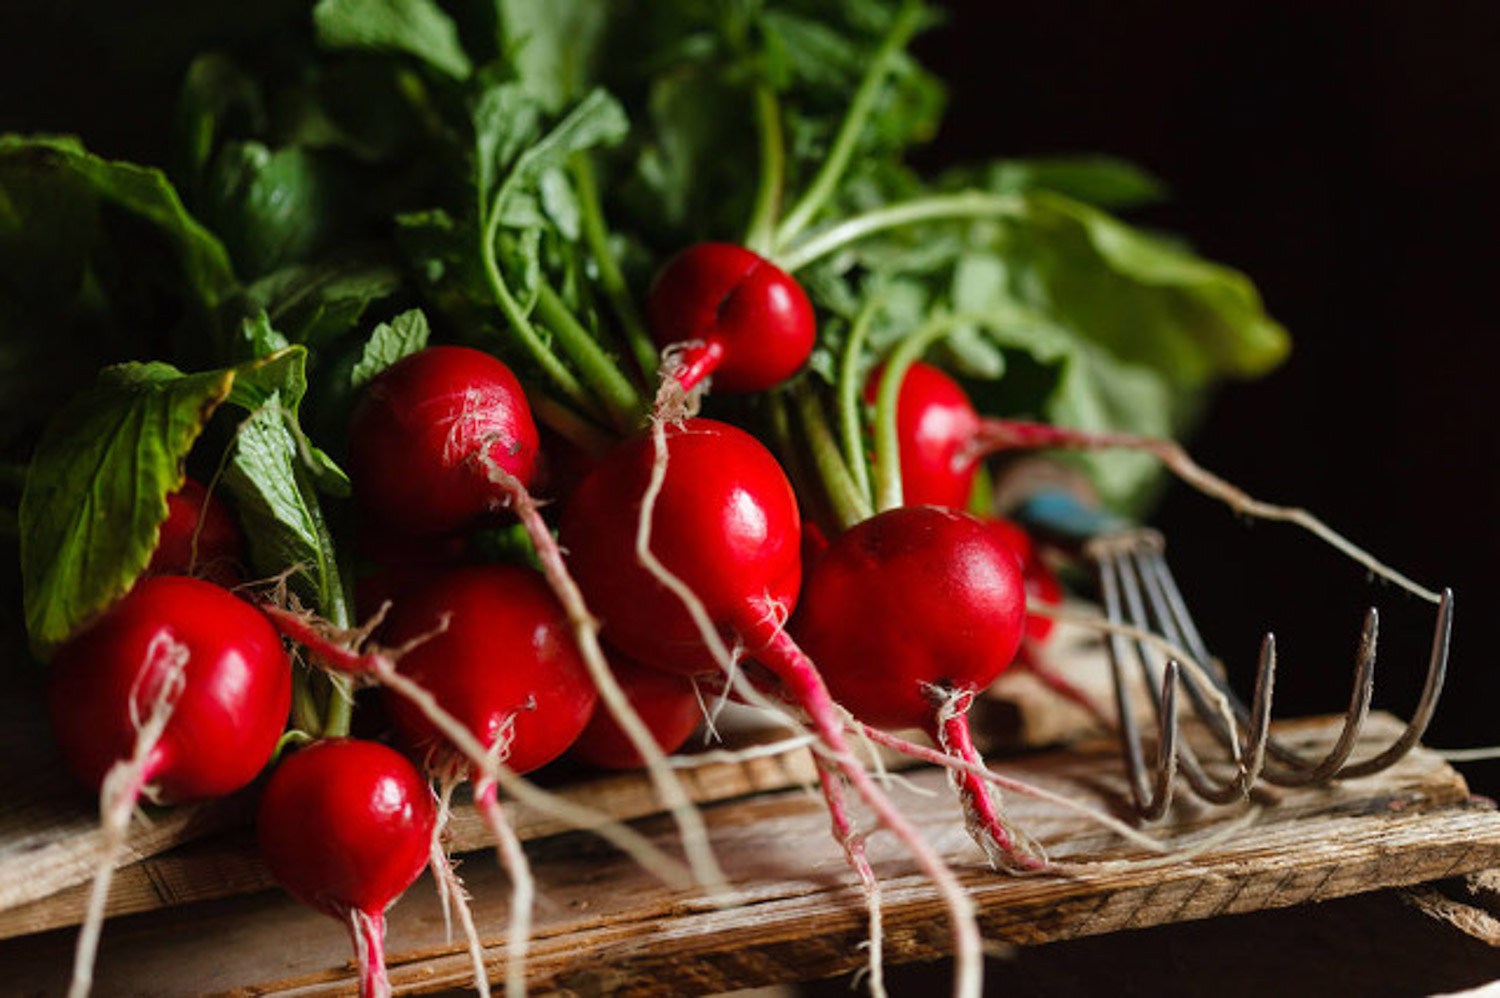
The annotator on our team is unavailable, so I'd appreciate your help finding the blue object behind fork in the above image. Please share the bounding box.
[1013,487,1133,546]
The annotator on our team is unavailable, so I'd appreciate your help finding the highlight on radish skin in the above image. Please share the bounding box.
[257,738,436,998]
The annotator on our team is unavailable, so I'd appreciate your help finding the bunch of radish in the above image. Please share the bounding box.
[18,7,1450,998]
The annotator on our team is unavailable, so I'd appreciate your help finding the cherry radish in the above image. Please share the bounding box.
[379,563,599,778]
[570,653,703,770]
[378,561,599,998]
[348,345,539,535]
[146,478,244,584]
[48,576,291,998]
[559,418,803,676]
[648,243,816,393]
[257,738,435,998]
[864,360,980,509]
[792,505,1044,870]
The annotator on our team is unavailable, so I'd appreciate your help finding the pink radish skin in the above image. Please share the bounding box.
[348,345,540,535]
[257,738,435,998]
[48,575,291,802]
[380,563,599,776]
[559,418,803,676]
[146,478,244,585]
[570,653,702,770]
[648,243,816,393]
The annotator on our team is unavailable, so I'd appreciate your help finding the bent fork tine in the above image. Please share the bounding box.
[1138,544,1453,781]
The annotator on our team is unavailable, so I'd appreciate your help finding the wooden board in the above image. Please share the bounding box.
[3,713,1496,996]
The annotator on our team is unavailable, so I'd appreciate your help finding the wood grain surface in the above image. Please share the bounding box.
[2,713,1495,996]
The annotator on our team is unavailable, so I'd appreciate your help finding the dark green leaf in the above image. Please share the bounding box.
[313,0,472,79]
[245,258,403,347]
[19,362,236,655]
[220,400,349,623]
[496,0,610,111]
[204,142,344,278]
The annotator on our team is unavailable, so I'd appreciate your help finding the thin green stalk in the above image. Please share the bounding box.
[572,156,659,383]
[535,281,645,433]
[778,191,1027,273]
[773,1,925,250]
[794,383,872,530]
[744,85,786,257]
[837,298,882,509]
[872,314,963,512]
[322,673,354,738]
[291,666,322,736]
[480,193,602,419]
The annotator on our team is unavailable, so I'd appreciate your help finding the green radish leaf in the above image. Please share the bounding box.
[964,155,1169,210]
[999,191,1290,385]
[495,0,610,112]
[350,308,431,389]
[19,346,350,655]
[220,398,349,625]
[245,259,403,349]
[487,89,628,223]
[203,142,345,279]
[19,363,237,656]
[313,0,472,80]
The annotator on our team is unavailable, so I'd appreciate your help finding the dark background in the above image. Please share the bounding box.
[917,0,1500,795]
[0,2,1494,773]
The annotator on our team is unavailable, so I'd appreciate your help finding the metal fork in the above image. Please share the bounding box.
[1015,488,1454,821]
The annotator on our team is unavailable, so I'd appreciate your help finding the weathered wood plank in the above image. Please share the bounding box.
[1,713,1493,996]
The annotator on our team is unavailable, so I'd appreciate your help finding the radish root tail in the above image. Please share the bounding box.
[67,633,191,998]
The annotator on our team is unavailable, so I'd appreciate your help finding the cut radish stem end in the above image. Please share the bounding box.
[647,243,816,393]
[257,739,436,998]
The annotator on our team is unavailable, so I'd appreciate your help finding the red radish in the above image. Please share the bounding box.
[559,416,984,985]
[146,478,243,585]
[347,345,540,535]
[648,243,816,393]
[570,653,702,770]
[379,563,599,776]
[865,360,980,509]
[791,505,1041,869]
[48,575,290,802]
[559,418,803,675]
[48,575,291,998]
[257,738,435,998]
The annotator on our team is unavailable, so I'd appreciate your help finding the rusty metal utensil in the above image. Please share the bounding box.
[1017,488,1454,821]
